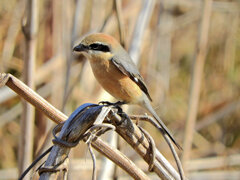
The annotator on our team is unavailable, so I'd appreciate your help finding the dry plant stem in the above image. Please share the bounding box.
[130,115,184,180]
[110,112,181,180]
[71,0,86,44]
[99,9,113,33]
[85,122,115,180]
[62,63,87,109]
[0,102,22,127]
[39,105,149,180]
[196,99,240,131]
[39,105,103,179]
[223,12,239,71]
[102,0,141,35]
[88,142,97,180]
[0,74,149,179]
[1,0,25,72]
[52,0,64,110]
[114,0,126,47]
[81,0,93,34]
[89,108,150,180]
[0,82,52,128]
[162,135,184,180]
[63,0,86,110]
[0,55,63,105]
[182,0,212,169]
[19,0,38,176]
[0,73,67,124]
[90,138,150,180]
[186,153,240,171]
[98,131,118,180]
[0,74,181,179]
[60,0,75,112]
[99,1,125,179]
[128,0,155,63]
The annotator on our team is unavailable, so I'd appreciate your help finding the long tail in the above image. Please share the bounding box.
[141,99,182,150]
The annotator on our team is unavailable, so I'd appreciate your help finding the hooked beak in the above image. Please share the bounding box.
[73,44,88,52]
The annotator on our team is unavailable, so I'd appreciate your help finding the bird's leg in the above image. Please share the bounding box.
[98,101,127,120]
[98,101,112,105]
[98,100,126,107]
[114,101,126,106]
[112,107,135,133]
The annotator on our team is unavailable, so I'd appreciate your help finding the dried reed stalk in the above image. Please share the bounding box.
[19,0,38,177]
[0,73,182,179]
[182,0,213,170]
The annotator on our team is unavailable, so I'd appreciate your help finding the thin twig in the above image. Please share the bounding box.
[90,138,150,180]
[18,146,53,180]
[1,73,182,179]
[85,123,116,180]
[88,142,96,180]
[130,114,185,180]
[137,126,156,171]
[0,73,67,124]
[111,112,183,180]
[114,0,125,47]
[0,74,149,179]
[39,104,102,179]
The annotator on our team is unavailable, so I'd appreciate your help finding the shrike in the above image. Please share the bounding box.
[73,33,181,149]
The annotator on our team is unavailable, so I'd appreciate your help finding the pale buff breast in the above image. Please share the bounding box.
[89,57,143,103]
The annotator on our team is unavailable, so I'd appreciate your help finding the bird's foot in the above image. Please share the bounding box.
[98,101,126,116]
[98,101,126,106]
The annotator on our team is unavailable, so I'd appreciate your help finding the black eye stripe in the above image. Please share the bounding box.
[89,43,110,52]
[90,43,99,49]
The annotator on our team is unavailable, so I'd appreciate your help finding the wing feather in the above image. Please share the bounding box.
[111,49,152,101]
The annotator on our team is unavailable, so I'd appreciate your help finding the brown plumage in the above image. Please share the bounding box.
[73,33,181,149]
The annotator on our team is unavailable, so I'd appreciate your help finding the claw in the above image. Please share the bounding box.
[98,101,126,106]
[98,101,113,105]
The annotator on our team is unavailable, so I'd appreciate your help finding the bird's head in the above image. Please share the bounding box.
[73,33,121,60]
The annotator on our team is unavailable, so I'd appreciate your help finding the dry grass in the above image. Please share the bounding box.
[0,0,240,179]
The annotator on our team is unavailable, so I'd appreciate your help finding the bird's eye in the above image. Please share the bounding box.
[90,43,99,50]
[89,43,110,52]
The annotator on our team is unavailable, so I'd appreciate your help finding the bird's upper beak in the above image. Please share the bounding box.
[73,44,88,52]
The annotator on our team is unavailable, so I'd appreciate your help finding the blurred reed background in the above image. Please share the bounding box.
[0,0,240,179]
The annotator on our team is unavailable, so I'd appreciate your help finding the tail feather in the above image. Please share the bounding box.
[141,99,182,150]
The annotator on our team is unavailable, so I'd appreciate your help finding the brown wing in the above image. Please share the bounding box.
[111,49,152,101]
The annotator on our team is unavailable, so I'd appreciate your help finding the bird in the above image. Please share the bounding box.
[73,33,181,150]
